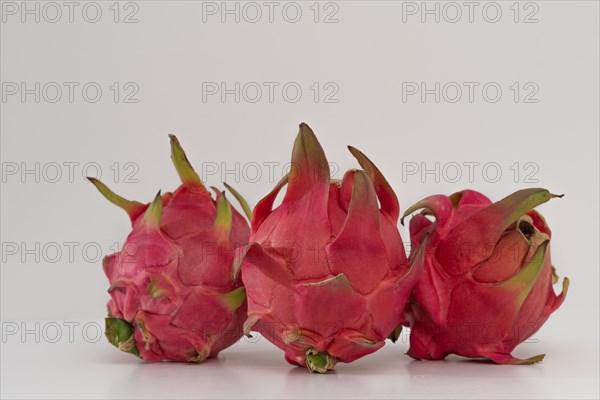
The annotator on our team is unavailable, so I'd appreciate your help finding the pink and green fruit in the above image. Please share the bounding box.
[235,123,420,373]
[402,189,569,364]
[89,136,250,362]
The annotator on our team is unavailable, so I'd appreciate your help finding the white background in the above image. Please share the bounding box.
[1,1,598,398]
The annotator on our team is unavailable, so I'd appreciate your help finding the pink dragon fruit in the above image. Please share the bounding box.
[89,135,250,362]
[234,123,418,373]
[402,188,569,364]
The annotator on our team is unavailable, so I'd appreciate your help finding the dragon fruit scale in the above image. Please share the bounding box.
[402,188,569,364]
[88,135,250,362]
[234,123,419,373]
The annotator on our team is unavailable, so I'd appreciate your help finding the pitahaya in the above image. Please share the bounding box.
[89,135,250,362]
[234,123,419,373]
[402,188,569,364]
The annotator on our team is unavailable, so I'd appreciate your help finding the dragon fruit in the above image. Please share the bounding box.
[234,123,418,373]
[89,135,250,362]
[402,188,569,364]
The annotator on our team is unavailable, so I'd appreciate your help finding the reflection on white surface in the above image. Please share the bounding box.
[2,325,598,399]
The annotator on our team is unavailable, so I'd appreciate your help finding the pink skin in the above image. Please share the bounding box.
[237,124,419,372]
[94,137,249,363]
[403,189,569,364]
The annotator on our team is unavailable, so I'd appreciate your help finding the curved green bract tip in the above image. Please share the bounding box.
[105,317,139,357]
[285,123,330,202]
[243,314,260,336]
[401,195,452,227]
[551,266,559,284]
[169,134,205,190]
[561,276,570,293]
[388,325,403,343]
[485,351,545,365]
[517,354,546,365]
[305,349,337,373]
[213,192,233,240]
[497,189,560,221]
[87,177,146,221]
[223,182,252,221]
[142,191,163,227]
[232,244,252,284]
[401,203,423,226]
[448,191,463,208]
[221,287,246,311]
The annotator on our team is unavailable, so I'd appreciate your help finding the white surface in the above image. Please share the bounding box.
[1,1,599,399]
[2,324,599,399]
